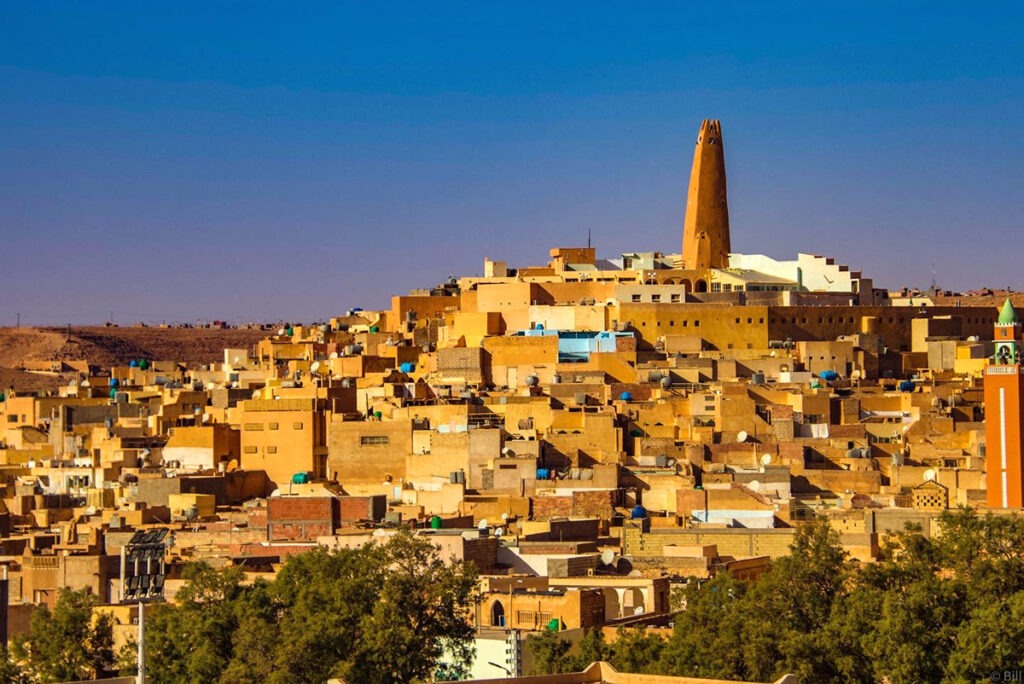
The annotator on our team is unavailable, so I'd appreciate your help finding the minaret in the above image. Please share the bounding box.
[681,119,731,270]
[985,298,1024,508]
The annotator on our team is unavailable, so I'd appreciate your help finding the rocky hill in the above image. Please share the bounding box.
[0,326,268,392]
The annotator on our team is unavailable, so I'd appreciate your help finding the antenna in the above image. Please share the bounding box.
[587,227,591,249]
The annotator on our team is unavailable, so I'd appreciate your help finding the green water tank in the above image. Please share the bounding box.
[430,516,443,529]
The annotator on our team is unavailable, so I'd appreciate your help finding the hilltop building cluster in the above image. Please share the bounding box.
[0,120,1016,678]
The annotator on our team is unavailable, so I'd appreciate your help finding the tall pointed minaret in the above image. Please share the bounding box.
[985,298,1024,508]
[681,119,731,270]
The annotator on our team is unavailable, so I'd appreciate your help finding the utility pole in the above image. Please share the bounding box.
[15,313,19,329]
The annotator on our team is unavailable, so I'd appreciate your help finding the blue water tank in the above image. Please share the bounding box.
[129,360,138,368]
[536,468,550,480]
[108,378,119,388]
[899,380,915,393]
[620,391,633,402]
[630,505,647,519]
[820,370,838,381]
[291,472,311,484]
[399,362,415,373]
[536,324,544,330]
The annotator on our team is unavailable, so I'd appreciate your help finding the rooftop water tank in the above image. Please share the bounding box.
[430,515,443,529]
[536,468,550,480]
[820,370,839,381]
[630,505,647,519]
[620,391,633,402]
[129,360,138,368]
[369,325,380,333]
[399,362,415,373]
[291,472,310,485]
[899,380,915,393]
[109,378,120,388]
[138,359,149,370]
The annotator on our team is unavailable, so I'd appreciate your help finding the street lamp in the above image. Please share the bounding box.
[120,528,169,684]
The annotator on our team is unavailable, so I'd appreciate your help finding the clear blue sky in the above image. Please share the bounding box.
[2,2,1022,325]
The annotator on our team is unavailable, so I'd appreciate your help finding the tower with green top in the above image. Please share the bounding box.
[986,298,1024,508]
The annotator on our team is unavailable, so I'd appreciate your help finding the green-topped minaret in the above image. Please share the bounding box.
[995,298,1021,364]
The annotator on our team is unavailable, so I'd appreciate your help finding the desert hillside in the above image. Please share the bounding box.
[0,326,268,392]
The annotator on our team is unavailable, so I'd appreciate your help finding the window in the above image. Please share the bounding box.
[651,294,661,303]
[632,294,642,302]
[747,318,752,324]
[694,320,700,327]
[244,423,263,431]
[268,422,279,430]
[244,446,257,454]
[293,422,304,430]
[360,435,390,446]
[711,283,722,293]
[267,446,277,454]
[723,284,732,292]
[670,294,681,303]
[7,416,17,423]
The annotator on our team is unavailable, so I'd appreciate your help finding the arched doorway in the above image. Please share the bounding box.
[680,279,692,293]
[695,279,708,293]
[491,600,505,627]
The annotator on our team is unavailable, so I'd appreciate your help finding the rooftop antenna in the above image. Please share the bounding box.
[587,227,591,249]
[930,262,938,293]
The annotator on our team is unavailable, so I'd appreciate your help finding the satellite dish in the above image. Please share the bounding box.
[252,390,261,400]
[736,431,748,444]
[329,352,339,359]
[851,369,862,380]
[269,489,281,497]
[310,361,321,374]
[760,453,772,466]
[232,356,241,365]
[923,469,937,482]
[501,512,509,522]
[494,527,503,538]
[85,505,97,516]
[748,480,761,493]
[478,518,488,530]
[601,550,616,565]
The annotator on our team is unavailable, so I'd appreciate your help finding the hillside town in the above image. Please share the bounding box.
[0,120,1019,682]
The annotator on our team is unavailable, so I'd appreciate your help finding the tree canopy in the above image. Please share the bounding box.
[121,530,479,684]
[531,511,1024,684]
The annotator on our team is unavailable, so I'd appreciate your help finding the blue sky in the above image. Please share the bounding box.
[1,2,1022,324]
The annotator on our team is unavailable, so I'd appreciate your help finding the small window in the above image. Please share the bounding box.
[243,446,257,454]
[670,294,681,303]
[694,320,700,327]
[293,422,304,430]
[268,422,279,430]
[360,435,390,446]
[651,294,661,303]
[244,423,263,431]
[267,446,278,454]
[632,294,642,302]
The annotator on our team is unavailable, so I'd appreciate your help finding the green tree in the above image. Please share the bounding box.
[608,626,664,674]
[13,588,114,683]
[526,629,575,675]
